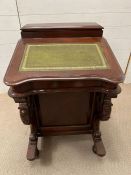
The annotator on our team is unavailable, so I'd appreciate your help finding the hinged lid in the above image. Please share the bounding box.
[21,22,103,38]
[4,23,124,86]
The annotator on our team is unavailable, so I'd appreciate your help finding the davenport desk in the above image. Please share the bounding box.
[4,23,124,161]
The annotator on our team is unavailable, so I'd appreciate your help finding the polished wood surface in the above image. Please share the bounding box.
[21,22,103,38]
[4,37,124,87]
[4,23,124,161]
[39,91,91,126]
[21,22,103,30]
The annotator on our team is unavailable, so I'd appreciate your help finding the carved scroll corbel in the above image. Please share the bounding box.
[99,85,121,121]
[100,95,113,121]
[8,88,30,125]
[18,101,30,125]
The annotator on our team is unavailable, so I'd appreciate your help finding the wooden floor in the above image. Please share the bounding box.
[0,83,130,175]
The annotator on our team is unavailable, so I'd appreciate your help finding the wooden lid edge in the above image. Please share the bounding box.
[21,22,104,31]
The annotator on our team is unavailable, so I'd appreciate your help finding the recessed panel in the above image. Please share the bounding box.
[19,43,109,71]
[38,91,90,126]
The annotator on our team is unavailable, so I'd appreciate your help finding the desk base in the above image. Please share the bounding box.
[9,86,120,160]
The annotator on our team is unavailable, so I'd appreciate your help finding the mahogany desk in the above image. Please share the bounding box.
[4,23,124,161]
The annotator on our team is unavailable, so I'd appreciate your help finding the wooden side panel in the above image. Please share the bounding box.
[38,91,91,126]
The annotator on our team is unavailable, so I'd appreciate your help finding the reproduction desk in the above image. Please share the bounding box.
[4,23,124,161]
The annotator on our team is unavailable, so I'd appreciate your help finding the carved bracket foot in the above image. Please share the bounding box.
[26,134,39,161]
[92,132,106,157]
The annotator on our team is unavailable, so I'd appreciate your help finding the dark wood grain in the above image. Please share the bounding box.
[4,37,124,88]
[21,22,103,38]
[4,23,124,160]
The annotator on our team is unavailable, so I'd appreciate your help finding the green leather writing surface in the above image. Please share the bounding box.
[19,43,109,71]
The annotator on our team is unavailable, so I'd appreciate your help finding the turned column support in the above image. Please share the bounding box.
[92,85,121,156]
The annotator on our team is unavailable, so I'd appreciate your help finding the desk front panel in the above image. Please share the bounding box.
[37,90,94,127]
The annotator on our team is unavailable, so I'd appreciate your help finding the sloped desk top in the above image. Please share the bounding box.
[4,23,124,86]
